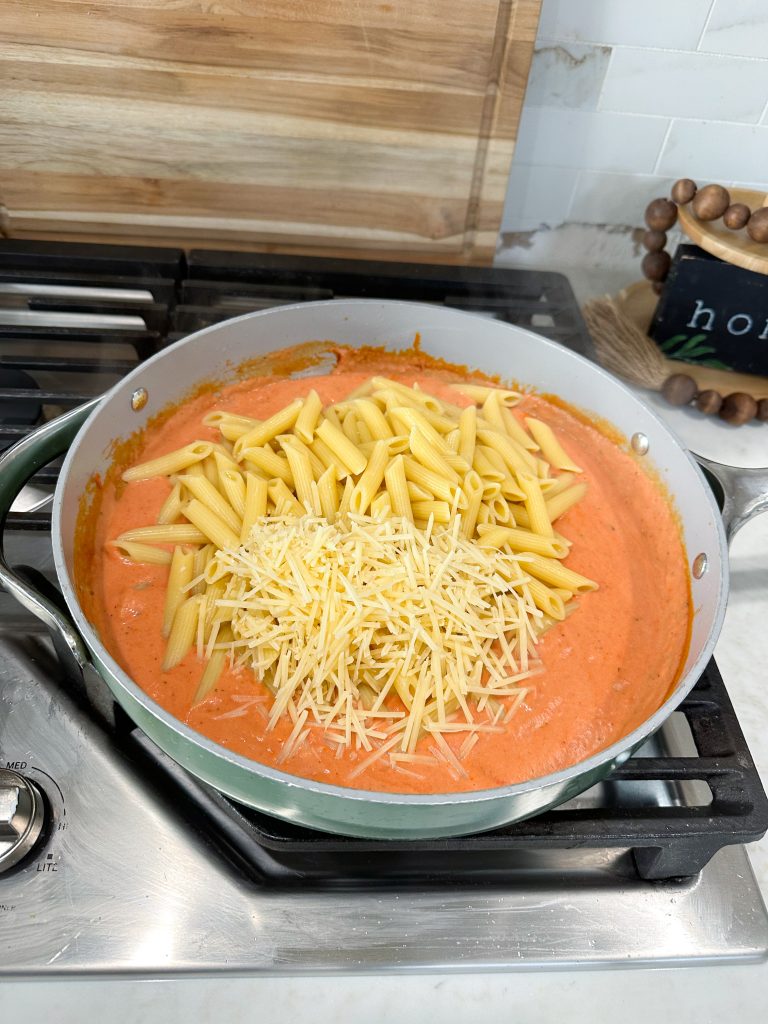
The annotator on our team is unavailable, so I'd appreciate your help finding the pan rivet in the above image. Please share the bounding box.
[692,553,708,579]
[130,387,148,412]
[631,432,649,455]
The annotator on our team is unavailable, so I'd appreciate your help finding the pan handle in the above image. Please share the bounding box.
[0,400,100,683]
[693,453,768,543]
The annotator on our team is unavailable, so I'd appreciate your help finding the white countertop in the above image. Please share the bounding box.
[4,389,768,1024]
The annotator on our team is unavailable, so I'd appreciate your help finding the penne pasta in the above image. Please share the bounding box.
[117,524,207,544]
[525,417,582,473]
[232,398,304,456]
[341,409,362,445]
[408,427,460,483]
[353,398,393,440]
[546,483,588,523]
[459,470,483,540]
[283,444,317,513]
[317,466,340,521]
[518,471,553,537]
[477,428,531,478]
[445,428,460,453]
[542,471,576,499]
[177,474,241,535]
[315,418,367,476]
[350,440,389,515]
[370,491,392,518]
[218,465,246,520]
[157,482,183,525]
[163,594,203,671]
[163,546,194,637]
[523,553,597,593]
[337,476,355,516]
[183,499,241,551]
[525,578,567,620]
[472,448,505,484]
[309,434,348,481]
[457,404,477,466]
[449,383,522,406]
[267,479,305,517]
[402,457,464,507]
[193,625,233,703]
[203,411,259,442]
[476,525,569,559]
[108,541,173,565]
[122,442,213,482]
[411,500,451,524]
[384,455,413,522]
[388,407,451,455]
[294,389,323,443]
[202,455,219,488]
[355,418,373,445]
[240,445,293,485]
[191,544,215,595]
[406,480,432,501]
[369,377,442,412]
[241,473,268,542]
[499,405,539,452]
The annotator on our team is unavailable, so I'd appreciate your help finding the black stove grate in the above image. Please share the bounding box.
[128,658,768,885]
[2,239,766,886]
[1,240,592,529]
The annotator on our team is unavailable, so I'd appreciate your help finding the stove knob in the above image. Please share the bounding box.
[0,768,46,873]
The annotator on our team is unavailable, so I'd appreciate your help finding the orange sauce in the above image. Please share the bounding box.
[81,354,691,794]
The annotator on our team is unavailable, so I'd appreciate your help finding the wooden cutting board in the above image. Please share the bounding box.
[0,0,540,263]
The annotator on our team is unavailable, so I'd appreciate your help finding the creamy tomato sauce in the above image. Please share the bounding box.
[81,352,691,794]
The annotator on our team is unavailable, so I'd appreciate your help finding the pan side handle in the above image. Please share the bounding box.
[692,453,768,544]
[0,401,100,683]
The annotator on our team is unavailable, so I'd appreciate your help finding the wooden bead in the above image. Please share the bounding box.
[757,398,768,422]
[671,178,697,204]
[662,373,697,406]
[642,229,667,252]
[642,249,671,282]
[645,198,678,231]
[695,389,723,415]
[719,392,758,426]
[723,203,751,230]
[746,208,768,243]
[691,184,730,221]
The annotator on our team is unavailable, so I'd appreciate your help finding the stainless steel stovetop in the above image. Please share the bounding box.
[1,609,767,976]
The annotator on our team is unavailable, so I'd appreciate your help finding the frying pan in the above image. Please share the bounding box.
[1,300,766,839]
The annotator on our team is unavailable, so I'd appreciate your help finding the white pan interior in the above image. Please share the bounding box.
[55,299,728,715]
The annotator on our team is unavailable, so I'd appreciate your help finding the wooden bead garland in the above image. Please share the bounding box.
[641,179,768,288]
[660,372,764,425]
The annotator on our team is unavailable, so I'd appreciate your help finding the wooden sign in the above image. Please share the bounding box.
[650,244,768,377]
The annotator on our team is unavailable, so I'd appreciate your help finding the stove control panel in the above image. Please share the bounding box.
[0,768,46,874]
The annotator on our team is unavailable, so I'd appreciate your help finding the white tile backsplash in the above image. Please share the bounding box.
[513,107,670,173]
[567,170,676,225]
[657,119,768,182]
[501,164,577,232]
[599,48,768,123]
[700,0,768,59]
[525,42,610,110]
[536,0,714,50]
[502,0,768,234]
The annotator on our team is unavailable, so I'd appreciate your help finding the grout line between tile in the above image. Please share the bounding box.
[695,0,718,51]
[652,119,675,175]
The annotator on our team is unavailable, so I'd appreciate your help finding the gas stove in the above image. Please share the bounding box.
[1,241,767,975]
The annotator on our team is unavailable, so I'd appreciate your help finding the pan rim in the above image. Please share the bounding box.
[51,298,729,809]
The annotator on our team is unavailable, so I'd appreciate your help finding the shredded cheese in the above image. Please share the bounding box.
[208,513,546,767]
